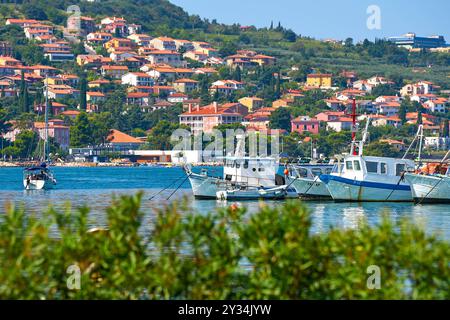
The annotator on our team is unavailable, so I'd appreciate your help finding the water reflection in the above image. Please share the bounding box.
[342,206,366,230]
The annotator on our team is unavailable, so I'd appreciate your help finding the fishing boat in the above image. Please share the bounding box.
[320,155,415,202]
[286,163,334,199]
[320,101,415,202]
[404,149,450,204]
[23,77,56,190]
[184,135,290,199]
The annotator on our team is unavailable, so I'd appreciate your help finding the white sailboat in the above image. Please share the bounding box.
[320,118,415,202]
[23,77,56,190]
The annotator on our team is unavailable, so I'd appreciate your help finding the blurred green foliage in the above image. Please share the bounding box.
[0,193,448,299]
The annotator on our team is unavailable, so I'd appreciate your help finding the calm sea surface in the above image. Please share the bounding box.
[0,166,449,240]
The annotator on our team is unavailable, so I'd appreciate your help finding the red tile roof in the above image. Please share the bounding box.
[107,129,143,144]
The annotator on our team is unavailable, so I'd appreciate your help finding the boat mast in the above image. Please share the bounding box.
[44,75,49,163]
[358,117,371,156]
[350,98,358,155]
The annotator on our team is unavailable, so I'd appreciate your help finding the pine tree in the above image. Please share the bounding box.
[270,21,273,30]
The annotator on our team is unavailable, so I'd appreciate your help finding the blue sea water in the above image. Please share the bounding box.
[0,166,449,240]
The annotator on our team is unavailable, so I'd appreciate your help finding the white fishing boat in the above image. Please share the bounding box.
[286,163,334,199]
[184,135,289,199]
[23,77,56,190]
[320,155,415,202]
[184,156,286,199]
[320,114,415,202]
[404,150,450,204]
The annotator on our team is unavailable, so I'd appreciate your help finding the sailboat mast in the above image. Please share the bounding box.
[44,76,49,162]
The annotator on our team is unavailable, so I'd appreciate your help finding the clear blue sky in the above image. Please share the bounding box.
[169,0,450,42]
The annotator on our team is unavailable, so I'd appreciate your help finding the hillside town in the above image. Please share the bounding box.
[0,14,449,165]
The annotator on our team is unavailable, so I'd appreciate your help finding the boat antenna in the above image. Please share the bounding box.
[417,124,424,163]
[358,117,371,156]
[42,75,49,163]
[350,98,358,155]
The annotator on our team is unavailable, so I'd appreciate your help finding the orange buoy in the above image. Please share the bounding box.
[284,169,289,176]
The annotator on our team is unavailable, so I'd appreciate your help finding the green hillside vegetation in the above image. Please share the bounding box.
[1,0,449,87]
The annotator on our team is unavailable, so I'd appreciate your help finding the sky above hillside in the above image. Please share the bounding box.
[169,0,450,42]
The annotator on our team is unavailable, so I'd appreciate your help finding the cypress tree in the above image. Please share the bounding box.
[443,119,449,138]
[417,109,422,125]
[399,101,407,124]
[23,83,29,113]
[275,69,281,99]
[79,75,87,111]
[233,66,241,82]
[19,71,29,113]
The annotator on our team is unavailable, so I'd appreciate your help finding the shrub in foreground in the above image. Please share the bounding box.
[0,193,448,299]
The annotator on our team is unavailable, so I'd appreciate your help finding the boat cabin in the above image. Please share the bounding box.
[290,164,334,179]
[222,157,278,187]
[337,155,415,179]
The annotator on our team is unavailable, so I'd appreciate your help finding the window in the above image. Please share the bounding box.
[346,161,353,170]
[244,161,249,169]
[297,168,308,178]
[311,168,322,177]
[380,163,387,174]
[396,163,405,176]
[366,161,378,173]
[325,168,332,174]
[353,160,361,171]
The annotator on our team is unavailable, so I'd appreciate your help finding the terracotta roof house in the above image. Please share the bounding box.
[179,102,246,134]
[106,129,144,150]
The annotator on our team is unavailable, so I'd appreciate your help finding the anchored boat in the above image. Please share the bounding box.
[184,134,292,199]
[23,76,56,190]
[184,156,288,199]
[23,163,56,190]
[404,150,450,204]
[320,155,415,202]
[286,163,334,199]
[320,108,415,202]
